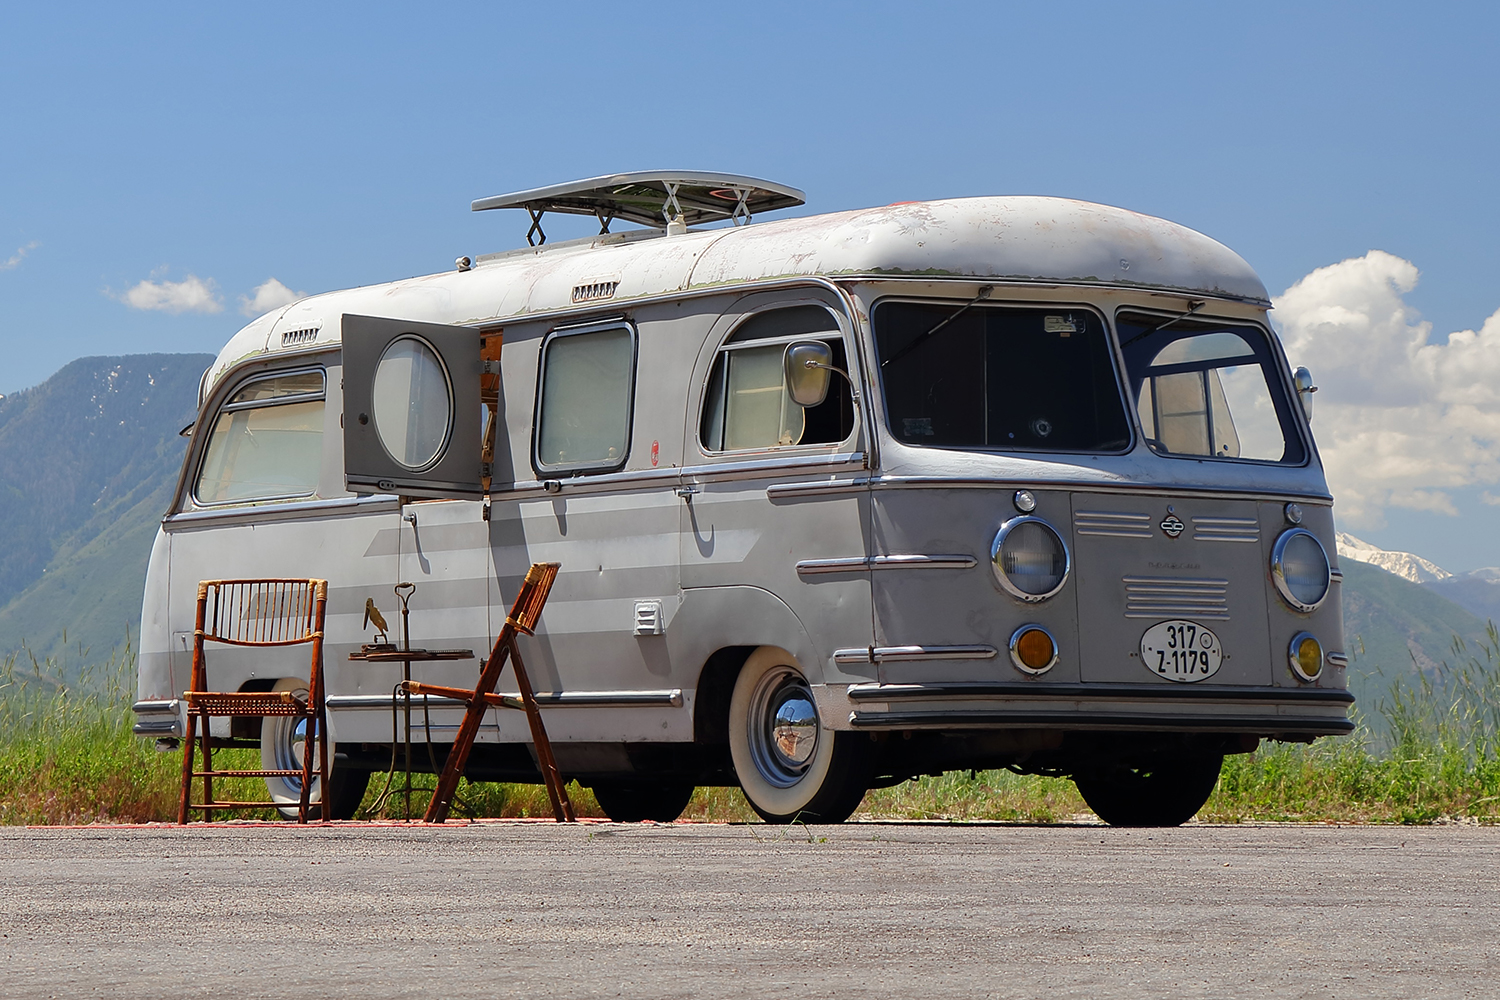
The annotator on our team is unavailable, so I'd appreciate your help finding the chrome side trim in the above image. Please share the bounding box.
[1329,569,1345,583]
[797,554,977,576]
[164,495,400,530]
[832,645,997,664]
[1074,510,1152,538]
[845,681,1355,703]
[133,719,184,737]
[132,699,181,715]
[1326,652,1349,668]
[767,478,871,500]
[326,689,684,711]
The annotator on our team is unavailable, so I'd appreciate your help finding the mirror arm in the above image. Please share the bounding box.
[803,360,860,403]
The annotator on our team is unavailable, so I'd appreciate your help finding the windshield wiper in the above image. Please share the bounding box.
[1119,300,1207,349]
[881,285,993,368]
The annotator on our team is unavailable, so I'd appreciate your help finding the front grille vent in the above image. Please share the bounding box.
[1192,516,1259,543]
[1123,575,1230,620]
[1075,510,1152,538]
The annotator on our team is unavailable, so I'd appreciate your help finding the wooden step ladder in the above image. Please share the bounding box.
[407,562,575,823]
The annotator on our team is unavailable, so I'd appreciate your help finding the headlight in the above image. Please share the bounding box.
[992,516,1069,602]
[1288,632,1323,682]
[1271,528,1331,612]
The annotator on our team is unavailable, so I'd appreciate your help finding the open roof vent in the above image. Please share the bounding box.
[471,171,805,246]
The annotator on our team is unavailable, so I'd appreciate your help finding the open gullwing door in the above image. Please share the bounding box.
[342,313,486,500]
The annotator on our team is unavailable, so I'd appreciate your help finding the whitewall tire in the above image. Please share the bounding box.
[728,646,870,823]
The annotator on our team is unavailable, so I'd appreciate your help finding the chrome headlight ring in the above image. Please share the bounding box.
[991,515,1071,603]
[1270,527,1332,613]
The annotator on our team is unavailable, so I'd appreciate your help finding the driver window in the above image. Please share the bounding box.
[195,370,325,504]
[699,305,855,453]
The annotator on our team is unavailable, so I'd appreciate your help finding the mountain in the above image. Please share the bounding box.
[1336,532,1453,584]
[0,354,212,670]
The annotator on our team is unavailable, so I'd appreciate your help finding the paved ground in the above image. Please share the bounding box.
[0,821,1497,999]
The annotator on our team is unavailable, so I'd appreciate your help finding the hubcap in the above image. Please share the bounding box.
[268,707,322,794]
[748,667,819,787]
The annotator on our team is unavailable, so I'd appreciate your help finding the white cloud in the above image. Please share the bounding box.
[119,273,223,314]
[238,277,304,317]
[1,241,39,271]
[1274,250,1500,528]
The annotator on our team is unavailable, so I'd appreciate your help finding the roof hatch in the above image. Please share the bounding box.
[471,170,805,246]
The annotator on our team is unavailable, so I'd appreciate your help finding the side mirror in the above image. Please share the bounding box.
[1293,366,1317,423]
[784,341,833,408]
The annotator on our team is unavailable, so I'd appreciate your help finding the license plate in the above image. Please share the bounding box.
[1140,620,1223,682]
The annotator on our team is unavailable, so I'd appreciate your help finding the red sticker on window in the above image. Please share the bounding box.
[650,440,659,467]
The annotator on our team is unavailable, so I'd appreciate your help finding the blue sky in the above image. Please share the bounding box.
[2,2,1498,567]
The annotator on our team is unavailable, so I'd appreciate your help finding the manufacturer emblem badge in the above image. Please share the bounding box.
[1160,512,1185,538]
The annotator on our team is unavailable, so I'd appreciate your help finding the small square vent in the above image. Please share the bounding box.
[633,600,664,636]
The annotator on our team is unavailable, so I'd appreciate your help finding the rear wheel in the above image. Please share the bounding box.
[1073,753,1224,827]
[260,678,369,820]
[728,647,870,824]
[590,782,695,823]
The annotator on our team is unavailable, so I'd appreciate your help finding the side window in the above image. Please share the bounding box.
[534,324,636,474]
[195,370,325,504]
[1118,314,1306,465]
[700,305,856,452]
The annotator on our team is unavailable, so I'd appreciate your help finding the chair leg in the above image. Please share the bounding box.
[178,710,197,825]
[199,710,215,813]
[509,642,575,822]
[297,711,314,825]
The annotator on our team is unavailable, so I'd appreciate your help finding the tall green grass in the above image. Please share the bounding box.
[4,626,1500,825]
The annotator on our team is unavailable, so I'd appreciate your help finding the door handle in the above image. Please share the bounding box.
[675,485,700,499]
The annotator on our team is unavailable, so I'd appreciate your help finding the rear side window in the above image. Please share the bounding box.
[874,301,1130,452]
[196,370,325,504]
[534,324,636,474]
[1118,314,1305,464]
[699,305,855,452]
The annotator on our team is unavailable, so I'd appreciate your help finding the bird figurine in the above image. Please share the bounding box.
[363,598,390,644]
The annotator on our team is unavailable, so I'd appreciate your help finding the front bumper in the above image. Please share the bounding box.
[839,681,1354,738]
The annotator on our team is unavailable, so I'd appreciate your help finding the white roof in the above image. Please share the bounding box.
[212,196,1269,387]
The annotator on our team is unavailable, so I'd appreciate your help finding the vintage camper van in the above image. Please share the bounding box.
[133,172,1351,826]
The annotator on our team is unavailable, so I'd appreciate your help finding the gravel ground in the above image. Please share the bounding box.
[0,821,1496,998]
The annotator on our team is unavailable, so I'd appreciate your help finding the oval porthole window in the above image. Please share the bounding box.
[371,335,453,470]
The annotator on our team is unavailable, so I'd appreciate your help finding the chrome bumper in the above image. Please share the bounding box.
[131,699,182,738]
[842,682,1355,736]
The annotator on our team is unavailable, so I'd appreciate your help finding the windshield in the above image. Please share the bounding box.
[1117,313,1306,464]
[873,301,1131,452]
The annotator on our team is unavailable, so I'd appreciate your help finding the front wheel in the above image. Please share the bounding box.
[1073,753,1224,827]
[728,647,870,824]
[260,679,369,820]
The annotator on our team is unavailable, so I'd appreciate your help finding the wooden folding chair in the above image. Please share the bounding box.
[404,562,575,823]
[177,578,331,824]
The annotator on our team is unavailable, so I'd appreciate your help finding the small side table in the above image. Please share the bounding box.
[349,645,474,817]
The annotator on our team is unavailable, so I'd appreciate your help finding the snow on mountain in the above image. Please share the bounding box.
[1335,532,1454,584]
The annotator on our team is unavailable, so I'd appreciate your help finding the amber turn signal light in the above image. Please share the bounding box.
[1009,625,1058,674]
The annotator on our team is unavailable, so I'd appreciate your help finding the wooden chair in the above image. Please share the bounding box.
[177,578,331,824]
[404,562,574,823]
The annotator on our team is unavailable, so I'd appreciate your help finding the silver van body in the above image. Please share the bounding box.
[134,194,1350,823]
